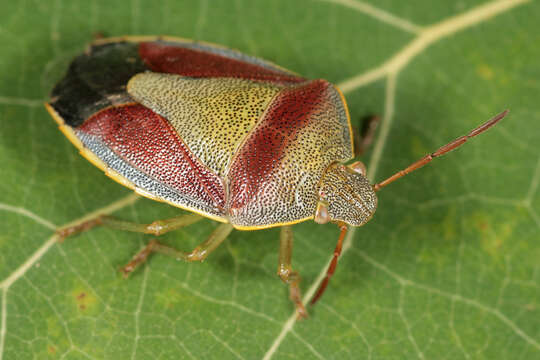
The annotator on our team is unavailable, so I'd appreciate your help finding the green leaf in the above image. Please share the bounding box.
[1,0,539,359]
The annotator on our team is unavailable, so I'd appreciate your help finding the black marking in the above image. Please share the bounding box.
[50,42,148,127]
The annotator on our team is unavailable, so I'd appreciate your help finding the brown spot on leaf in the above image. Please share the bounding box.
[71,289,97,313]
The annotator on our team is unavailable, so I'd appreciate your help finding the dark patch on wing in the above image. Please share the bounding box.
[49,41,148,127]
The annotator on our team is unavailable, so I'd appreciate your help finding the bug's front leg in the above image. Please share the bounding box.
[278,225,308,319]
[121,223,234,276]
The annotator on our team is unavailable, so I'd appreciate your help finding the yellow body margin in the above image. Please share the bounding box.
[232,216,313,231]
[44,102,228,224]
[333,85,355,157]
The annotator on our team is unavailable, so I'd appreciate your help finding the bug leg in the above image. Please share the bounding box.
[278,226,308,319]
[121,223,234,276]
[56,213,203,240]
[354,115,380,157]
[310,223,348,305]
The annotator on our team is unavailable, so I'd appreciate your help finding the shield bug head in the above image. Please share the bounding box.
[315,162,377,226]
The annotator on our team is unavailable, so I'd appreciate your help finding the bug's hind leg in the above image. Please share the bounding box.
[56,213,203,240]
[121,223,234,276]
[354,114,380,157]
[278,225,308,319]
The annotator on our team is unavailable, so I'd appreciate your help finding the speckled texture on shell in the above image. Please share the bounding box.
[77,104,227,219]
[139,41,305,84]
[227,80,353,228]
[127,73,283,176]
[318,164,377,226]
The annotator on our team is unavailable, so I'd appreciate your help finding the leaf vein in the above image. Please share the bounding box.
[0,96,44,107]
[337,0,531,94]
[207,330,246,360]
[355,249,540,351]
[0,203,56,230]
[131,265,150,360]
[319,0,423,34]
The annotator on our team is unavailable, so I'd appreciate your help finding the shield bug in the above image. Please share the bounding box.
[46,36,507,318]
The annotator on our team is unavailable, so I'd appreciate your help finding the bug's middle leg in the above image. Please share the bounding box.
[278,225,308,319]
[57,213,203,240]
[121,222,234,276]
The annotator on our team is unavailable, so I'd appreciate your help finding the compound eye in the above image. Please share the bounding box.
[348,161,367,176]
[314,201,330,224]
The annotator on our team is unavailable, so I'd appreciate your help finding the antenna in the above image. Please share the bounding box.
[373,110,508,192]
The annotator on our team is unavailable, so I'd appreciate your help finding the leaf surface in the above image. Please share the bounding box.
[0,1,539,359]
